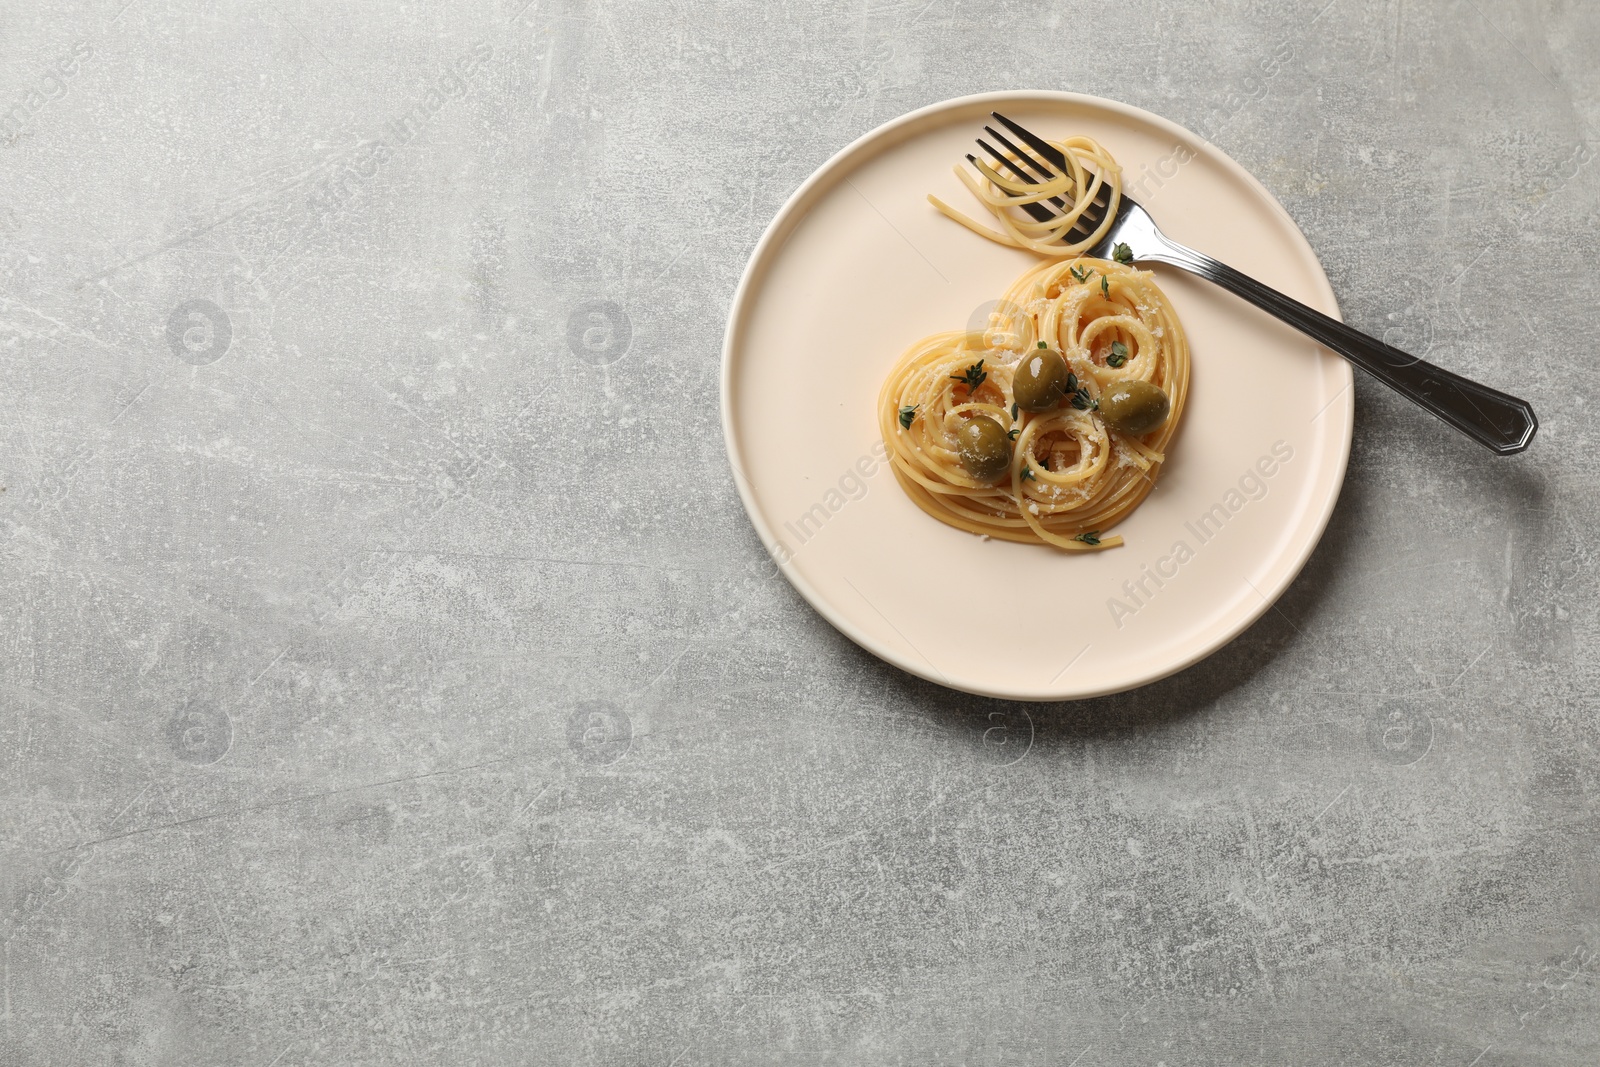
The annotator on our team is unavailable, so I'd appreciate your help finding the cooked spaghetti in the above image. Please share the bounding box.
[879,256,1189,551]
[928,134,1123,255]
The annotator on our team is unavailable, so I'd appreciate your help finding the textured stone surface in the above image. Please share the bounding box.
[1,1,1596,1064]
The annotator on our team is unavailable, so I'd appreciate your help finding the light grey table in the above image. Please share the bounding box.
[2,1,1595,1064]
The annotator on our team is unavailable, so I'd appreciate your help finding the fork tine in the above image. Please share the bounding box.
[975,139,1050,190]
[1054,182,1109,246]
[975,138,1071,215]
[967,151,1056,222]
[983,126,1059,185]
[990,112,1070,171]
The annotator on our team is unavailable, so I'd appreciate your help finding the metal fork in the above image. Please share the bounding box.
[974,112,1538,455]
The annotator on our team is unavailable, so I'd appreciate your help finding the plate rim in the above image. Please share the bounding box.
[720,89,1354,702]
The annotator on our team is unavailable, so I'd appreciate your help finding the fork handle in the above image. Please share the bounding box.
[1140,240,1538,455]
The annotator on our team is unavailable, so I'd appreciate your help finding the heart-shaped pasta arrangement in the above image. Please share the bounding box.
[879,255,1190,550]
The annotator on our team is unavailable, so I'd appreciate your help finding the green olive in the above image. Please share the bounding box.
[1098,379,1171,436]
[955,415,1012,481]
[1012,346,1072,412]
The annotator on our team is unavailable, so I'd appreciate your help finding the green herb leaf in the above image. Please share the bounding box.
[1010,402,1018,420]
[1070,265,1091,284]
[1020,464,1036,482]
[1007,427,1020,440]
[1036,340,1047,349]
[1101,274,1110,299]
[1064,372,1078,395]
[1107,341,1129,368]
[1073,531,1102,546]
[1071,386,1097,411]
[1112,243,1133,265]
[950,359,987,395]
[898,405,917,430]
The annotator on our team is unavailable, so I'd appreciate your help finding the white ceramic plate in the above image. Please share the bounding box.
[722,91,1353,701]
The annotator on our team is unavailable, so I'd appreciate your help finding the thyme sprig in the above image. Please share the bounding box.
[950,359,987,395]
